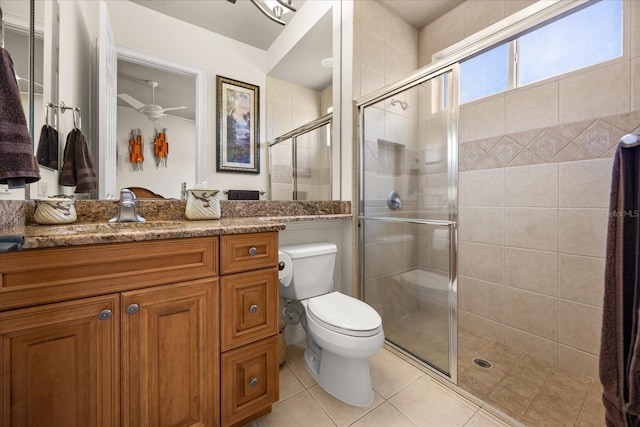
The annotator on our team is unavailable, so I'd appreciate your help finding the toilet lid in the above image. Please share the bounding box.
[306,292,382,337]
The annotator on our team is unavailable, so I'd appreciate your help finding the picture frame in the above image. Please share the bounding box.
[216,75,260,173]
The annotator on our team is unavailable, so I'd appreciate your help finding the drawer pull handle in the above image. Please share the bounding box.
[248,246,258,256]
[97,309,112,320]
[249,304,258,313]
[249,377,258,387]
[127,304,140,314]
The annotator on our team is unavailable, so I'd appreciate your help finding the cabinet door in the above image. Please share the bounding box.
[220,268,279,351]
[0,294,120,427]
[221,336,279,427]
[122,278,218,427]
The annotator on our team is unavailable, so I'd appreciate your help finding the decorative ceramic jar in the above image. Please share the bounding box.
[34,198,77,224]
[185,189,221,220]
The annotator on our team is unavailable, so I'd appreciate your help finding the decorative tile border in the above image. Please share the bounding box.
[460,111,640,171]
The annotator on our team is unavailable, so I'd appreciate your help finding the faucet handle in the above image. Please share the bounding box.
[120,188,136,203]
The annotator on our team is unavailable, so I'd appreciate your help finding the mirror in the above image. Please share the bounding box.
[1,0,59,200]
[114,55,198,199]
[266,3,339,200]
[18,0,341,201]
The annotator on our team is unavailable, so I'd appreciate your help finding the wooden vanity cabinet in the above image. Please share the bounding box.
[220,233,279,427]
[0,232,280,427]
[0,294,120,427]
[0,237,220,427]
[121,278,218,427]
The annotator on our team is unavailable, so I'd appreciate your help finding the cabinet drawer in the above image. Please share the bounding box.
[221,268,278,351]
[221,336,279,427]
[0,237,219,311]
[220,232,278,275]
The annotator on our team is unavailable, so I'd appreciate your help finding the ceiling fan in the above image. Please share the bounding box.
[118,80,187,121]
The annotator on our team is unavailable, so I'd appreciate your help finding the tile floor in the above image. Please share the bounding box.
[457,328,605,426]
[247,333,605,427]
[247,341,519,427]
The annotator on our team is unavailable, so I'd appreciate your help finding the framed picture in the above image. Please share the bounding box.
[216,75,260,173]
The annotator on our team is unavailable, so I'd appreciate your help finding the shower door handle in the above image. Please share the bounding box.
[387,191,402,210]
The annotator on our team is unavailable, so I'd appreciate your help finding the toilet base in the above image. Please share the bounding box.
[304,346,374,407]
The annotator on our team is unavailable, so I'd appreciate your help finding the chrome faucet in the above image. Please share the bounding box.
[109,189,146,223]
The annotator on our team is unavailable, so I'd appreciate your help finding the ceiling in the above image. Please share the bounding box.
[129,0,303,51]
[117,60,196,122]
[379,0,465,30]
[118,0,464,123]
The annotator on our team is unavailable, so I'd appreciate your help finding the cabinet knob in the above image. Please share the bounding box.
[126,304,140,314]
[97,309,112,320]
[249,377,258,387]
[248,246,258,256]
[249,304,258,313]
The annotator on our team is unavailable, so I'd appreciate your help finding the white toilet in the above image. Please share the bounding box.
[278,242,384,407]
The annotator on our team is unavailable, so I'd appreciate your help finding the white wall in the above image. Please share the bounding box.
[106,0,269,195]
[116,106,195,198]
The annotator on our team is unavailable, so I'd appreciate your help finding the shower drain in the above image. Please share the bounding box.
[473,358,492,369]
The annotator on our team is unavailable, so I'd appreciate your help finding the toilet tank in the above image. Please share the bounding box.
[279,242,337,300]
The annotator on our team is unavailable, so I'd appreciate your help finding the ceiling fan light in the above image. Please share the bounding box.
[272,5,283,19]
[264,0,290,15]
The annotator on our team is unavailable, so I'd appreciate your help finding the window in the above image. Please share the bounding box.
[458,0,623,104]
[460,43,510,104]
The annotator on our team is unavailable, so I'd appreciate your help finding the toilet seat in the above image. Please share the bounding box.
[305,292,382,337]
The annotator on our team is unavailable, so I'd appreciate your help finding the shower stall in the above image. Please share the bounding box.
[269,114,333,201]
[357,64,459,380]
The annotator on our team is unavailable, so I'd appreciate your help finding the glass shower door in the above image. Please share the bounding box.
[358,66,458,379]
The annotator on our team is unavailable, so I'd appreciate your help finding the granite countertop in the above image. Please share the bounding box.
[0,199,352,250]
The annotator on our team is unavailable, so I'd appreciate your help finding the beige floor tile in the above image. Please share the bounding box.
[485,373,541,420]
[484,344,523,375]
[278,363,305,402]
[254,390,335,427]
[370,348,423,398]
[458,357,503,399]
[463,409,516,427]
[577,381,606,427]
[308,384,384,427]
[390,377,479,427]
[350,402,418,427]
[518,353,555,376]
[523,369,591,426]
[284,342,317,388]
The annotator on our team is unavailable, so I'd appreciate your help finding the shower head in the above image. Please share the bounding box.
[390,98,409,111]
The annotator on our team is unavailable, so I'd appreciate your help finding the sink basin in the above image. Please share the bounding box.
[36,221,185,235]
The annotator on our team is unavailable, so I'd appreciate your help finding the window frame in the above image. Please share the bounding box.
[450,0,624,105]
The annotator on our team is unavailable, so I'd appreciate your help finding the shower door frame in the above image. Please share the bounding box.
[356,63,459,383]
[268,113,333,200]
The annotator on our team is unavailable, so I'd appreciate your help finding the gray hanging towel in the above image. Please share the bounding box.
[600,137,640,427]
[0,47,41,187]
[59,128,97,193]
[36,124,59,169]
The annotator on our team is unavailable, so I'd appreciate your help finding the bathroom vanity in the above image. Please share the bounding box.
[0,199,351,426]
[0,227,280,427]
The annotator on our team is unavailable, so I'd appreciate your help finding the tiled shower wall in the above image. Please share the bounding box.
[353,0,640,380]
[266,77,332,200]
[451,0,640,379]
[352,0,420,310]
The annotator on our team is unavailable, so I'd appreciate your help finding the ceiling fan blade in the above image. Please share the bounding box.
[164,113,195,123]
[118,93,146,111]
[159,106,187,113]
